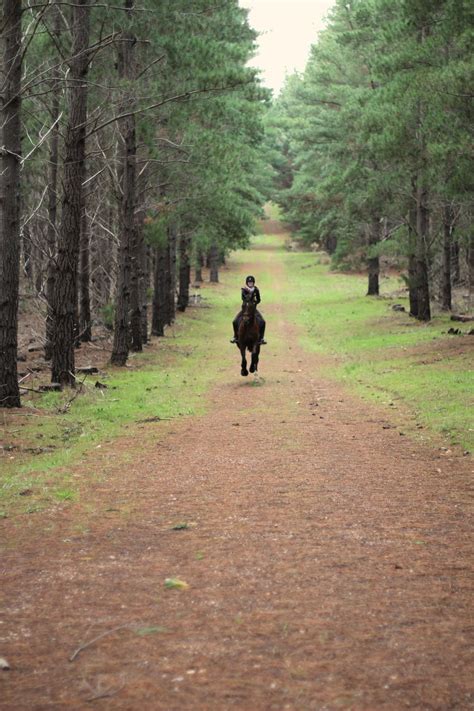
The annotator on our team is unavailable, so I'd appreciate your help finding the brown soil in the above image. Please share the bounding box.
[1,248,473,710]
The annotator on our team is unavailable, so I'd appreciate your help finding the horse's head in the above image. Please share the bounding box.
[241,293,257,323]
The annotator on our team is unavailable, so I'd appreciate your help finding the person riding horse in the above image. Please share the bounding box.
[230,275,267,344]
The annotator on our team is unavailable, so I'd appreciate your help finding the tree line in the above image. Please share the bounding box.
[266,0,473,318]
[0,0,269,407]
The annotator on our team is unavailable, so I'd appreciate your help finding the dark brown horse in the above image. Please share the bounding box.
[236,294,260,376]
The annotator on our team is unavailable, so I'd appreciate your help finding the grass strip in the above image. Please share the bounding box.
[281,244,473,451]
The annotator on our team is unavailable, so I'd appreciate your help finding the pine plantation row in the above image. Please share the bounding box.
[265,0,473,315]
[0,0,269,407]
[1,0,473,410]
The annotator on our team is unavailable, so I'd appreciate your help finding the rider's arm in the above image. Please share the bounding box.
[254,287,261,304]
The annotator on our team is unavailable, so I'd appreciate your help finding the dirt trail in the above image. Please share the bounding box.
[1,243,473,710]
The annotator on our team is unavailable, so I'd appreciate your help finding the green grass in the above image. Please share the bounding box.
[53,488,76,502]
[1,278,238,515]
[282,248,473,450]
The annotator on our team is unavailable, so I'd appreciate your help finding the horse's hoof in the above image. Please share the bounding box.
[241,370,248,377]
[249,364,255,373]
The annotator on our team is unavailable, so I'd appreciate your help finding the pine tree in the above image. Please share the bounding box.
[0,0,22,407]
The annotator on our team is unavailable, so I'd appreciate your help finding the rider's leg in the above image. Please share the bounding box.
[256,311,266,344]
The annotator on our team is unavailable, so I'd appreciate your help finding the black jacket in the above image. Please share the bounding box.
[241,286,261,305]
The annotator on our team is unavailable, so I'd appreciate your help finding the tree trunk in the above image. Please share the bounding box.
[468,231,474,310]
[166,223,177,325]
[129,215,142,352]
[51,0,90,385]
[91,204,113,313]
[44,3,61,361]
[177,232,191,312]
[209,243,219,283]
[129,213,143,352]
[407,197,418,317]
[415,183,431,321]
[366,220,380,296]
[22,226,33,285]
[325,234,337,254]
[151,242,167,336]
[412,27,431,322]
[79,207,92,340]
[452,238,461,284]
[138,213,149,344]
[111,0,137,365]
[0,0,22,407]
[441,203,453,311]
[34,242,44,295]
[195,250,203,282]
[408,243,418,316]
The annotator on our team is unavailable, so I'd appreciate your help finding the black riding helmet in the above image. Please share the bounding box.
[245,275,255,284]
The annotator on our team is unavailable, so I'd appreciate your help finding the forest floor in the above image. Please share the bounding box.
[1,235,473,710]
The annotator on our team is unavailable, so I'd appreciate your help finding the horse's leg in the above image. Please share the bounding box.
[249,349,256,373]
[240,346,248,376]
[250,344,260,373]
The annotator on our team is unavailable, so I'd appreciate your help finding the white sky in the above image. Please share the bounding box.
[240,0,334,95]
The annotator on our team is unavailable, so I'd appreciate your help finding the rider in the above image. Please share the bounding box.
[230,275,267,344]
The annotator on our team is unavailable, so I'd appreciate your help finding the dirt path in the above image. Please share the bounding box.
[1,243,473,710]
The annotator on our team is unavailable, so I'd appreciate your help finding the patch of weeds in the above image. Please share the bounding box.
[164,577,189,590]
[25,504,41,514]
[73,524,90,535]
[54,489,76,502]
[135,625,167,636]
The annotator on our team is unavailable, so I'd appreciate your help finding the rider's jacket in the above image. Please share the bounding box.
[241,286,261,305]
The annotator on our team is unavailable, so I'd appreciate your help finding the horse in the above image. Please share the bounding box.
[236,293,260,377]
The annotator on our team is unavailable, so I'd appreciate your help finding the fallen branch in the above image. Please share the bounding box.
[56,373,89,413]
[69,624,133,662]
[86,684,125,703]
[451,314,473,323]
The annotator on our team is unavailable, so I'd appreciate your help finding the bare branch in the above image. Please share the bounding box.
[136,54,166,80]
[21,113,63,165]
[85,80,253,139]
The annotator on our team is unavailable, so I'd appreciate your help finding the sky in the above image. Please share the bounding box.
[239,0,335,95]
